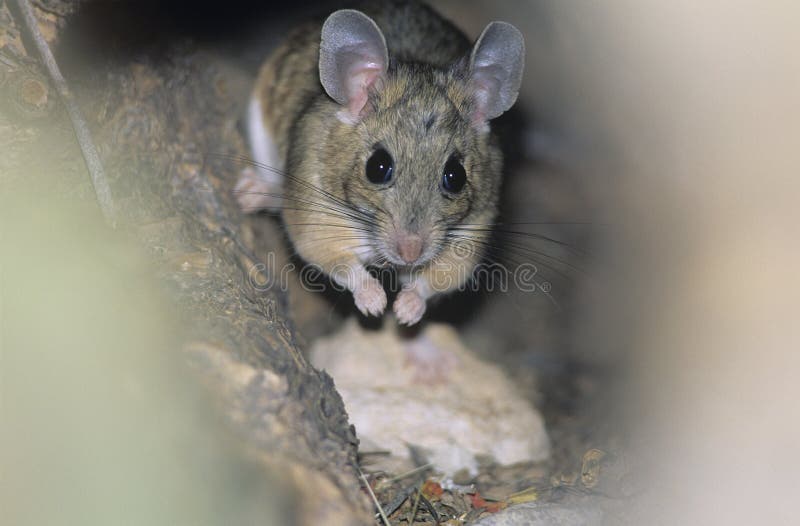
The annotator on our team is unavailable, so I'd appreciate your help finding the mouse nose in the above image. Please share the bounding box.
[396,232,423,264]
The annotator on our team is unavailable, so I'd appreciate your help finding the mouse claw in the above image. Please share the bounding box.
[353,280,387,317]
[394,288,427,325]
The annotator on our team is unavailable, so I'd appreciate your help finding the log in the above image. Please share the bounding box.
[0,2,370,524]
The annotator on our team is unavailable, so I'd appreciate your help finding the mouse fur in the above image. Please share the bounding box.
[235,0,524,325]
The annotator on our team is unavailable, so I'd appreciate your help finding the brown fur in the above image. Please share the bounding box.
[249,0,510,320]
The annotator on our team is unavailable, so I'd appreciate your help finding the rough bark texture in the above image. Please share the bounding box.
[1,2,370,524]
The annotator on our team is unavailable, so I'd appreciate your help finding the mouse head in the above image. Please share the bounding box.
[318,9,524,268]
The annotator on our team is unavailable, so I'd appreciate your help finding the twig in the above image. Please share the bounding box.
[386,462,432,483]
[418,494,440,524]
[408,484,423,524]
[358,467,391,526]
[380,487,411,519]
[10,0,116,226]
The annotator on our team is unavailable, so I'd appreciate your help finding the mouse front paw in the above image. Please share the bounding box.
[393,288,427,326]
[353,280,387,317]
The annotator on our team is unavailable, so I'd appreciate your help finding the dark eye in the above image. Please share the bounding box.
[365,148,394,184]
[442,157,467,194]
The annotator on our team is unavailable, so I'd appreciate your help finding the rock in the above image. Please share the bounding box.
[311,319,550,476]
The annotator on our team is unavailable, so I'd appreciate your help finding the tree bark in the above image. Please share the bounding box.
[0,2,369,524]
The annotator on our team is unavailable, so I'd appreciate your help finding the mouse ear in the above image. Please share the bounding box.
[319,10,389,121]
[468,21,525,125]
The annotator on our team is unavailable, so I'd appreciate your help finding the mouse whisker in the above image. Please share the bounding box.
[450,225,586,256]
[450,235,579,278]
[265,196,389,237]
[464,235,584,273]
[461,250,565,310]
[286,231,378,247]
[213,152,381,221]
[235,188,374,225]
[281,221,375,234]
[443,233,582,282]
[449,222,587,259]
[459,220,596,227]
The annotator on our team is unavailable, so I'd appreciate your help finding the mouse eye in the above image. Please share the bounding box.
[365,148,394,184]
[442,157,467,194]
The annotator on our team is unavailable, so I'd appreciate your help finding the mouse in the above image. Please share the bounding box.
[235,0,524,325]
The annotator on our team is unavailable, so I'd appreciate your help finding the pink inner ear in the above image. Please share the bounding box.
[469,77,497,126]
[345,60,383,117]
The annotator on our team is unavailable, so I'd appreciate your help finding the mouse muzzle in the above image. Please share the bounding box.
[395,231,423,264]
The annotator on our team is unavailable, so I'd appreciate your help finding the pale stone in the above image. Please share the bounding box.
[310,319,549,475]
